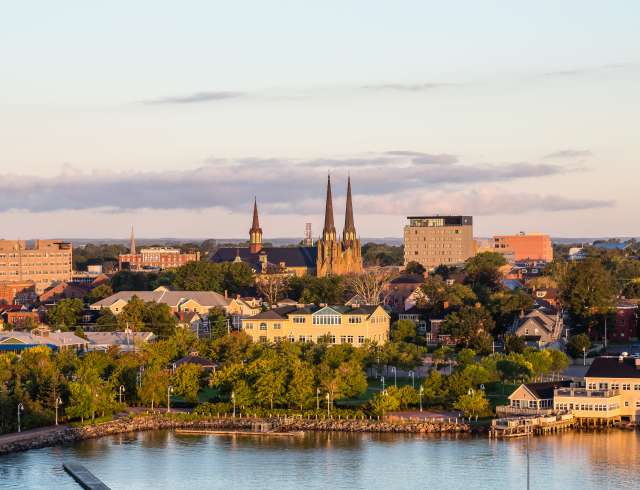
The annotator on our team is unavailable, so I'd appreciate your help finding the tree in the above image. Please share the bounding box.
[567,334,591,358]
[289,276,346,305]
[95,309,118,331]
[404,261,426,275]
[172,364,203,403]
[117,296,146,331]
[173,261,224,291]
[504,334,526,354]
[548,349,570,374]
[440,306,495,347]
[524,350,553,377]
[560,258,616,326]
[348,270,391,305]
[47,298,84,330]
[139,367,168,410]
[418,276,476,317]
[453,390,491,417]
[496,359,532,384]
[287,361,315,410]
[369,390,400,416]
[85,284,114,304]
[420,370,447,407]
[391,320,417,342]
[208,307,229,340]
[464,252,507,293]
[256,274,290,306]
[488,290,534,334]
[143,302,177,338]
[254,363,287,409]
[456,348,476,367]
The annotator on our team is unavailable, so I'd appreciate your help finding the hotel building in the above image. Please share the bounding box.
[403,216,474,270]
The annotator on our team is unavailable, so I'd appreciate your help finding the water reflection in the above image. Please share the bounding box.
[0,430,638,489]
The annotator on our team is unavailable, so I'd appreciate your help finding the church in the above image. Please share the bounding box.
[211,176,363,277]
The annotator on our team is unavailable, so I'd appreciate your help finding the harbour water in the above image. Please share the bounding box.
[0,430,638,489]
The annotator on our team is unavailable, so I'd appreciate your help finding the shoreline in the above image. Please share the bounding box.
[0,413,473,456]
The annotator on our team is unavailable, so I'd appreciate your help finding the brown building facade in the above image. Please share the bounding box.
[403,216,474,270]
[119,247,200,271]
[0,281,37,306]
[0,240,72,293]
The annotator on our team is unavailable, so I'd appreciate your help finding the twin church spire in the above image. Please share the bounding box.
[322,174,356,244]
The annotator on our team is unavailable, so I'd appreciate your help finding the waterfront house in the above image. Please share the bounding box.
[497,381,571,416]
[510,308,563,347]
[554,354,640,424]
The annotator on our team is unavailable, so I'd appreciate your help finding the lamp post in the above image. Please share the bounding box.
[55,397,62,426]
[166,386,173,414]
[380,376,385,391]
[326,394,330,416]
[408,371,415,389]
[419,386,424,412]
[231,391,236,417]
[316,388,320,410]
[118,385,125,404]
[17,403,24,433]
[391,367,397,387]
[583,347,586,366]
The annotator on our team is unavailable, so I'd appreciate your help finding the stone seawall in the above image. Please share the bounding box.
[0,414,473,456]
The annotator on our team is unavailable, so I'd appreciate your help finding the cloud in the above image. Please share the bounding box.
[361,83,457,92]
[142,91,247,105]
[543,150,592,159]
[0,152,596,215]
[542,62,639,79]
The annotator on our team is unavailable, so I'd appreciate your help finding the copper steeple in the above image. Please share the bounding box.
[322,174,336,241]
[343,176,356,243]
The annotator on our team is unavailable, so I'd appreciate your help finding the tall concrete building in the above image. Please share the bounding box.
[0,240,73,293]
[403,216,474,270]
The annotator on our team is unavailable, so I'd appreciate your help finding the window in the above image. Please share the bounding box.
[273,323,281,330]
[299,336,307,343]
[623,384,631,391]
[293,316,305,324]
[588,383,597,390]
[349,316,362,324]
[313,315,341,325]
[625,401,629,407]
[259,336,267,343]
[529,401,536,408]
[340,336,347,344]
[599,383,608,390]
[347,336,353,344]
[329,335,336,344]
[634,385,640,391]
[260,323,267,331]
[244,323,253,330]
[358,336,365,344]
[636,401,640,408]
[611,384,620,390]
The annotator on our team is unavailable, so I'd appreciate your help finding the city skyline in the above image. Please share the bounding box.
[2,1,639,238]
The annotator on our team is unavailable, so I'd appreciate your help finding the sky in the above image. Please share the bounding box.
[1,1,639,240]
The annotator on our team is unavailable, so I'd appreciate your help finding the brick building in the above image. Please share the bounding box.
[403,216,475,270]
[0,281,37,306]
[492,232,553,262]
[0,240,72,293]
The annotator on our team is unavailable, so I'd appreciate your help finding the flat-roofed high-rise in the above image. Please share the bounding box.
[403,216,474,270]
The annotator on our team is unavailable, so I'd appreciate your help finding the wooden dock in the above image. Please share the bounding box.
[63,463,110,490]
[489,413,574,438]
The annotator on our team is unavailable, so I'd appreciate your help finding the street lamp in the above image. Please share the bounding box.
[326,394,330,416]
[419,386,424,412]
[231,391,236,417]
[380,376,385,391]
[17,403,24,433]
[118,385,125,404]
[55,397,62,426]
[391,367,397,387]
[583,347,586,366]
[316,388,320,410]
[166,386,174,414]
[408,371,415,389]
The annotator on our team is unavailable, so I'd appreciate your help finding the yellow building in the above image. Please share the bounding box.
[554,355,640,423]
[241,304,390,345]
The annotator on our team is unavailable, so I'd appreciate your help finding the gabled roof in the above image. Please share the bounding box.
[586,356,640,379]
[389,274,424,285]
[85,331,155,346]
[521,381,572,400]
[91,290,230,309]
[211,247,317,268]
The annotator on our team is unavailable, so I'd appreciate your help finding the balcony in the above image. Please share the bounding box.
[554,388,619,398]
[496,406,555,417]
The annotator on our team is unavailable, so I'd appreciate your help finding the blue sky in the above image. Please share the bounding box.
[1,1,638,238]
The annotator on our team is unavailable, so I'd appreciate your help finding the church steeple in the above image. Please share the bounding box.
[249,197,263,254]
[343,176,356,244]
[130,225,137,255]
[322,174,336,241]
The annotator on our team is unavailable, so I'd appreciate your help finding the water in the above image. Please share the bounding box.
[0,430,639,489]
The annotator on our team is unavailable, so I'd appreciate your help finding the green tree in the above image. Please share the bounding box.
[143,302,177,338]
[440,306,495,347]
[548,349,570,374]
[566,334,591,358]
[139,367,169,409]
[464,252,507,293]
[420,370,447,407]
[369,389,400,416]
[404,261,426,275]
[95,309,118,331]
[560,258,616,325]
[392,320,417,342]
[47,299,84,330]
[85,284,114,304]
[504,334,526,354]
[254,363,287,409]
[172,364,203,403]
[287,361,315,410]
[456,348,477,367]
[453,390,491,417]
[208,307,229,340]
[117,296,146,331]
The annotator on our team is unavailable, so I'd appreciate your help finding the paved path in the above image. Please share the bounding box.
[0,424,68,446]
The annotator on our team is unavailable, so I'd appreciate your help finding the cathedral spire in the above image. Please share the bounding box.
[322,174,336,241]
[343,176,356,243]
[249,197,263,254]
[130,225,137,255]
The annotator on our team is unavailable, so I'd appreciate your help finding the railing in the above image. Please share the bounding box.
[554,388,620,398]
[495,406,555,416]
